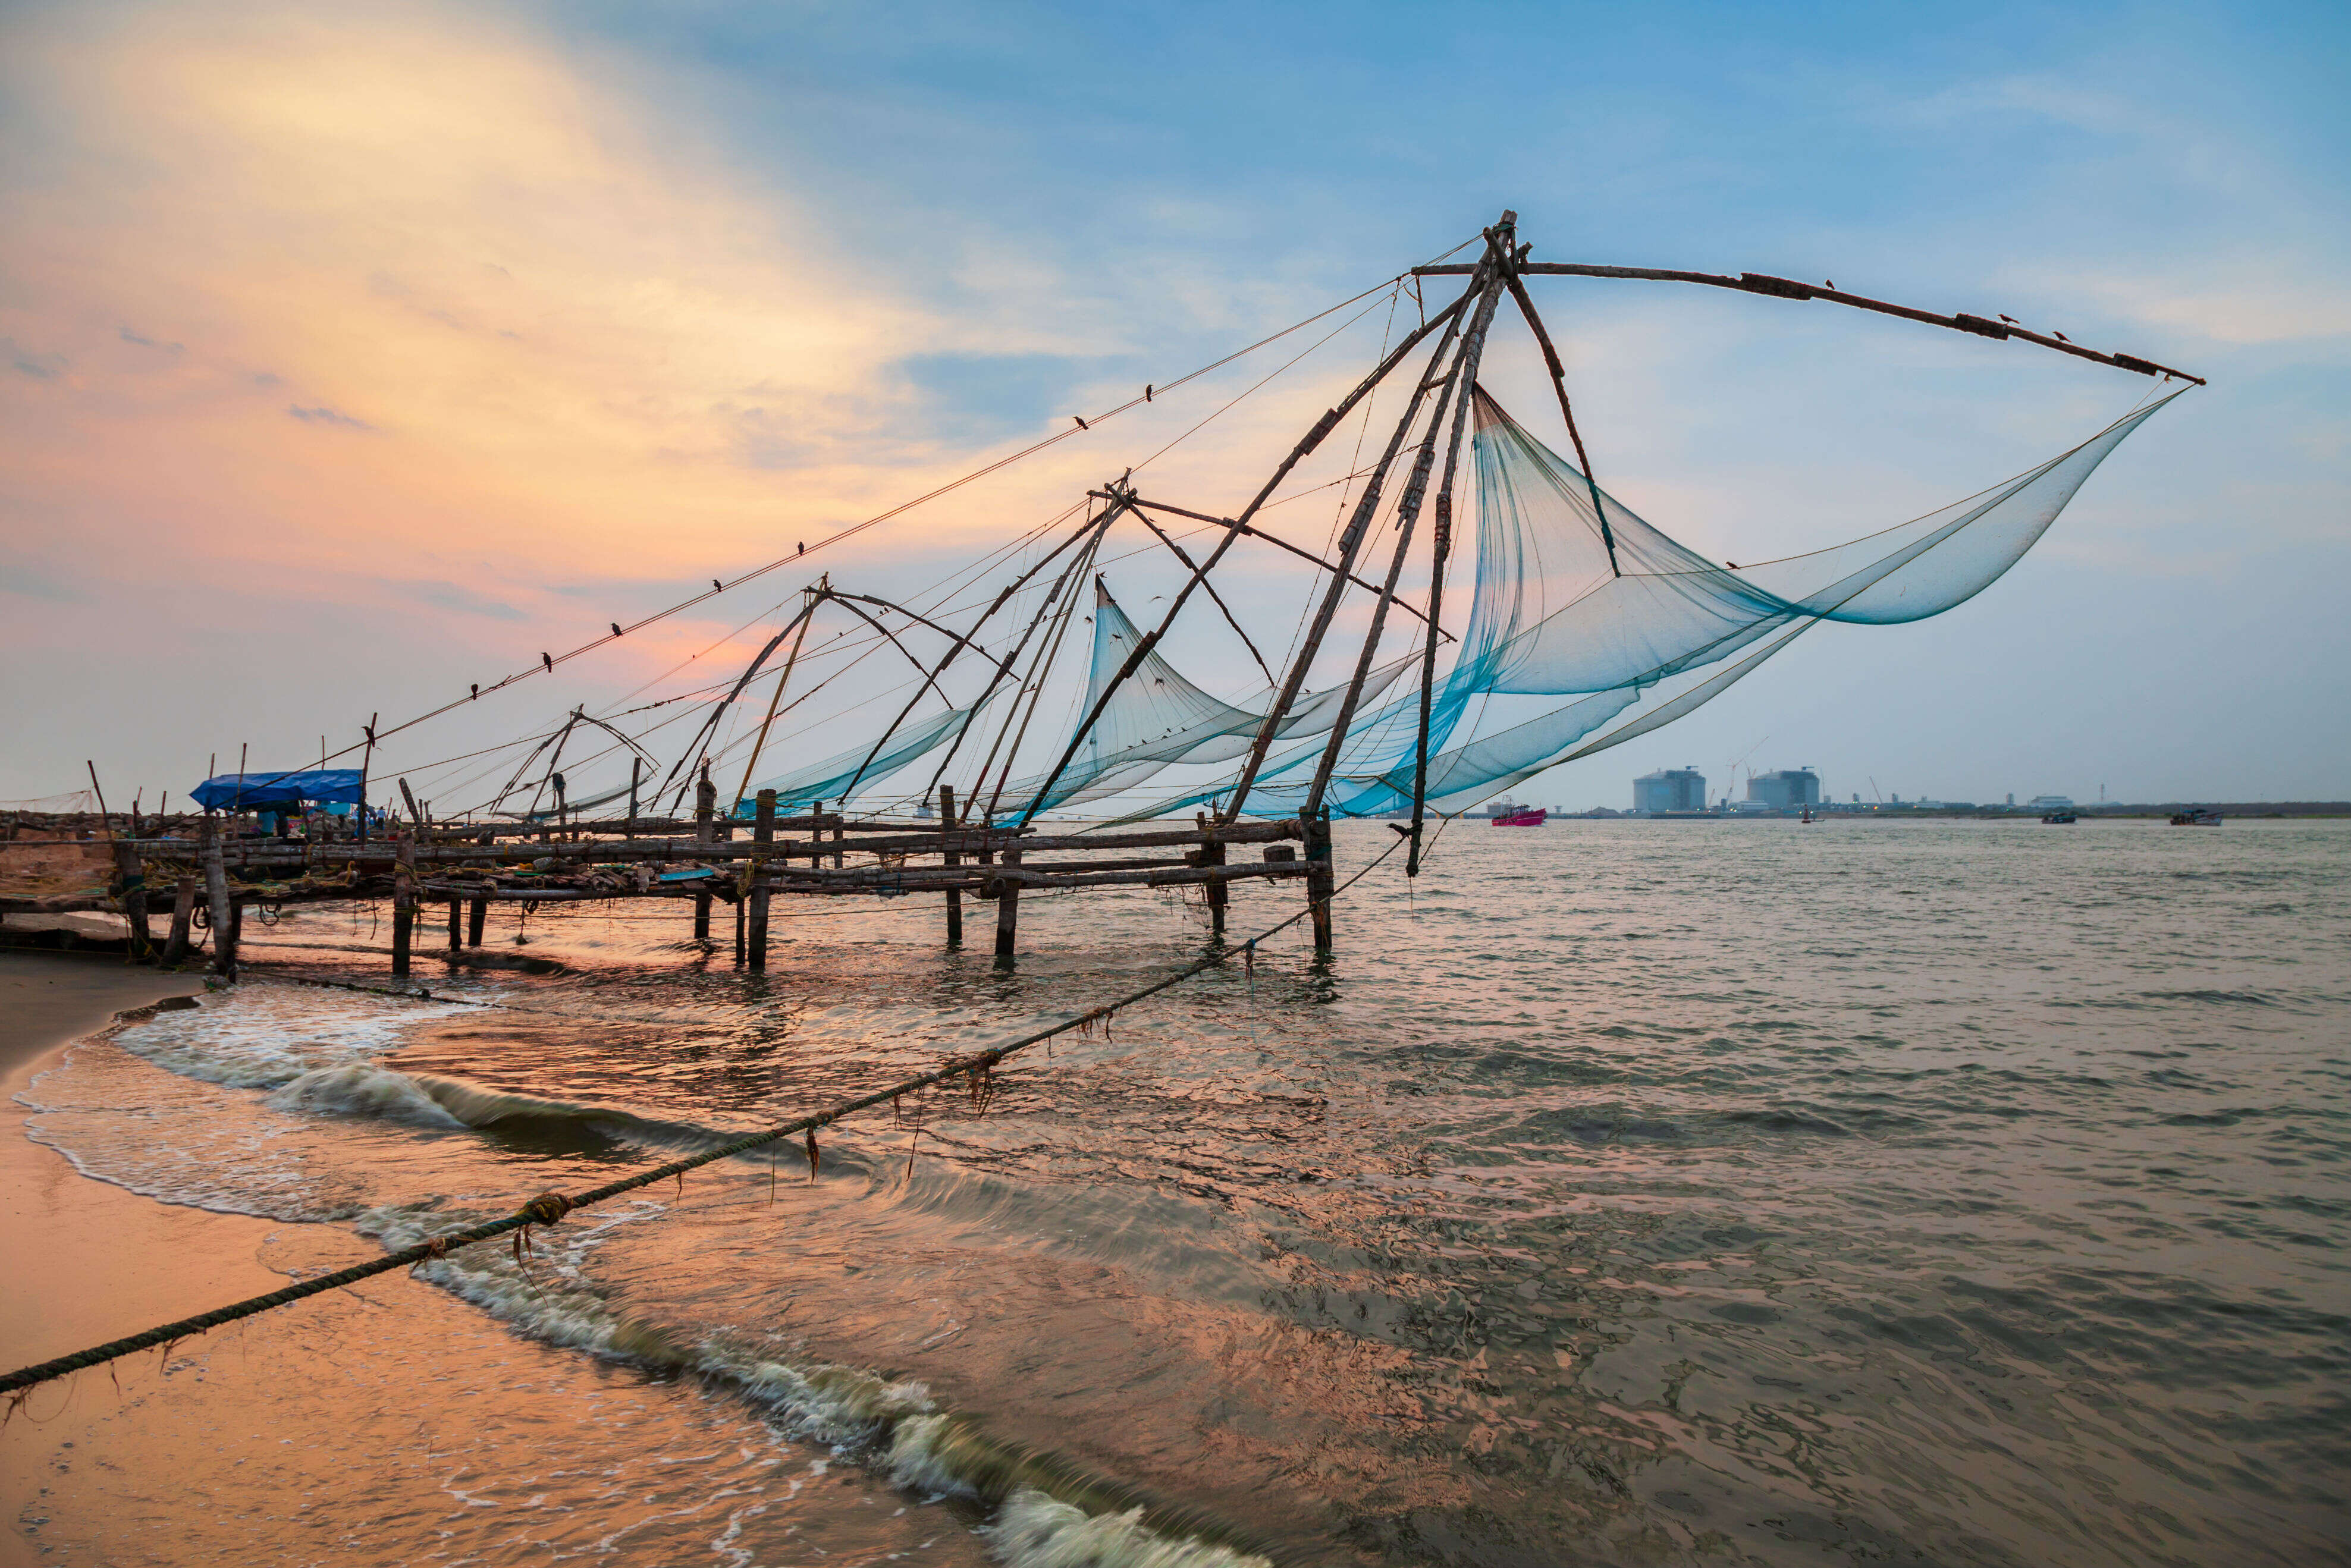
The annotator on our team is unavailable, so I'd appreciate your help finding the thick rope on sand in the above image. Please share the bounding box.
[1,836,1404,1399]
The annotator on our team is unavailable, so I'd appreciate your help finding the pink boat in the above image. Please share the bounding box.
[1491,805,1547,827]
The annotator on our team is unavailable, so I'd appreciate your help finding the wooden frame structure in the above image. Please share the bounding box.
[13,210,2199,981]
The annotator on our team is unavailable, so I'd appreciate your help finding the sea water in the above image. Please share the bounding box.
[15,818,2349,1566]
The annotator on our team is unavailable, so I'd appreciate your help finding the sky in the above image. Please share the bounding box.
[2,0,2345,813]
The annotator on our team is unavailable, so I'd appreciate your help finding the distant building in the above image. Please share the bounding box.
[1633,768,1707,814]
[2026,794,2074,812]
[1747,768,1822,809]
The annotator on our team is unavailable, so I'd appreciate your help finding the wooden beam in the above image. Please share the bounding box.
[1410,260,2205,384]
[1101,494,1455,642]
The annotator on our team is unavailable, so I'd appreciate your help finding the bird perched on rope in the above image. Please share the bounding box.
[541,652,554,673]
[712,579,723,593]
[2052,330,2070,342]
[1071,414,1089,431]
[470,683,479,700]
[610,622,623,638]
[1825,279,1836,290]
[1999,314,2019,325]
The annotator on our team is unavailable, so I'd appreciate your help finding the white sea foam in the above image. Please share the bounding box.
[985,1488,1273,1568]
[265,1063,469,1127]
[356,1199,1267,1568]
[111,986,428,1089]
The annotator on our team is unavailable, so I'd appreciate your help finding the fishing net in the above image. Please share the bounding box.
[1106,384,2183,821]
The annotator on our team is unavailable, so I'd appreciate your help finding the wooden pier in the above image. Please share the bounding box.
[4,802,1316,981]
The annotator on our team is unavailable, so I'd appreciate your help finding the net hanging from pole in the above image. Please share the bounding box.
[1098,383,2186,822]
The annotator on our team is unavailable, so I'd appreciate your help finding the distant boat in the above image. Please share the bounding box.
[1492,804,1547,827]
[2041,810,2077,824]
[2168,807,2222,826]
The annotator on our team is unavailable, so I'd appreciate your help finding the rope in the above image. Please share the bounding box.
[0,834,1408,1400]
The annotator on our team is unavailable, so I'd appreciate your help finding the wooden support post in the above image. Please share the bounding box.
[112,841,154,963]
[831,811,843,869]
[734,889,747,966]
[447,895,463,952]
[391,836,416,978]
[162,875,197,966]
[940,785,963,945]
[202,820,236,981]
[1305,809,1335,952]
[994,847,1021,961]
[748,789,775,972]
[693,771,715,943]
[1197,813,1228,935]
[468,895,487,948]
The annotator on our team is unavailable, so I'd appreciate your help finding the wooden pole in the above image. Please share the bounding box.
[1304,808,1335,951]
[831,810,843,869]
[202,819,235,981]
[1197,812,1227,935]
[468,894,487,948]
[447,895,463,952]
[693,769,715,943]
[994,846,1021,961]
[162,875,197,966]
[391,836,416,978]
[357,715,378,845]
[626,756,641,838]
[940,785,963,945]
[748,789,775,972]
[1505,274,1619,576]
[86,761,111,837]
[1018,284,1480,827]
[1219,266,1487,824]
[1309,228,1512,818]
[112,841,153,963]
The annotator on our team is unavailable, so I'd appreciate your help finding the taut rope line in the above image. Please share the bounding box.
[0,834,1409,1400]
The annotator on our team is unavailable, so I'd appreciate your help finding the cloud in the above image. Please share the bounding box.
[396,579,526,621]
[287,403,372,430]
[2045,265,2351,347]
[0,0,951,596]
[6,339,66,379]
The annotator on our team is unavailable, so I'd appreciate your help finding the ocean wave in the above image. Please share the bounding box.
[354,1200,1271,1568]
[111,985,429,1089]
[266,1063,470,1127]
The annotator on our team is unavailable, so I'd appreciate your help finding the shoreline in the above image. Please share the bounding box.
[0,954,293,1568]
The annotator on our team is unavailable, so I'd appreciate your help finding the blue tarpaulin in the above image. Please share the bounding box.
[189,769,365,810]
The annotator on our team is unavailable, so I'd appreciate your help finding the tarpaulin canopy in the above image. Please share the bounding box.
[189,769,365,810]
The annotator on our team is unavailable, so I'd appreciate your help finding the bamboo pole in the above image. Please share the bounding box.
[1017,282,1481,827]
[1304,240,1506,816]
[1219,243,1495,825]
[980,526,1110,822]
[1505,274,1618,576]
[733,590,818,813]
[922,507,1112,801]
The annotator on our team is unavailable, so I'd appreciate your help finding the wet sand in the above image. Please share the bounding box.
[1,956,938,1568]
[0,957,292,1566]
